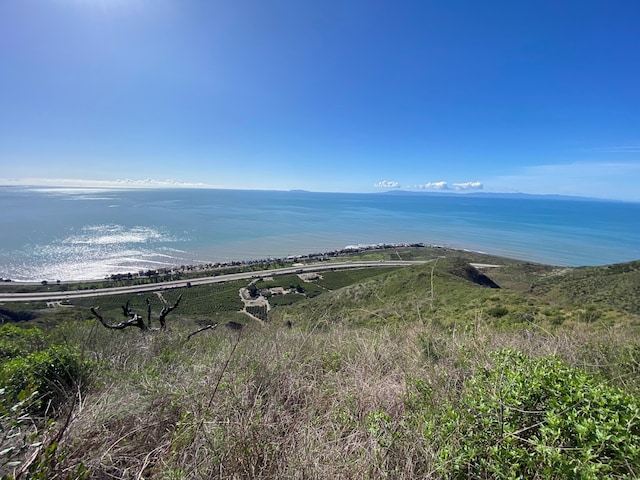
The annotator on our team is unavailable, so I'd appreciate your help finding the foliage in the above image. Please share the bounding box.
[255,274,300,289]
[434,349,640,479]
[270,260,512,327]
[578,340,640,395]
[1,314,638,478]
[0,325,91,477]
[532,260,640,314]
[163,284,243,316]
[0,307,39,323]
[0,345,90,414]
[0,324,46,359]
[245,305,268,322]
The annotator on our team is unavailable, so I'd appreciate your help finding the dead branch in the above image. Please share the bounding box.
[91,294,182,331]
[146,298,152,329]
[187,324,217,340]
[90,306,148,331]
[157,293,183,330]
[89,294,222,341]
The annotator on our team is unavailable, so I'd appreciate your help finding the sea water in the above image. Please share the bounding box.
[0,186,638,282]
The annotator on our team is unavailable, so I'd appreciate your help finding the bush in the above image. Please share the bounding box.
[486,306,509,318]
[0,345,90,414]
[434,349,640,479]
[0,324,45,359]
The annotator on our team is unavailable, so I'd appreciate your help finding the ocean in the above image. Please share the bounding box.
[0,186,638,282]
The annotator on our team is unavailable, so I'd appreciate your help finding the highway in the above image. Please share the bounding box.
[0,261,426,303]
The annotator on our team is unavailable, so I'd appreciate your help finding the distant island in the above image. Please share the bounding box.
[381,189,617,202]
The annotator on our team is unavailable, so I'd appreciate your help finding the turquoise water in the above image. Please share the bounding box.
[0,186,638,281]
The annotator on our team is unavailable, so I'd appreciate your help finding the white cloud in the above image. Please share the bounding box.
[0,177,211,189]
[452,181,483,190]
[416,181,449,190]
[374,180,400,188]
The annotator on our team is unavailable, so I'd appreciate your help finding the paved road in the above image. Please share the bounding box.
[0,261,427,303]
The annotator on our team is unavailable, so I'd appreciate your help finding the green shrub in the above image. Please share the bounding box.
[0,324,46,359]
[486,306,509,318]
[0,345,90,414]
[435,349,640,479]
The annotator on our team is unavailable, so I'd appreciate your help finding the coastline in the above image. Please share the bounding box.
[2,188,638,282]
[3,240,639,286]
[1,242,455,285]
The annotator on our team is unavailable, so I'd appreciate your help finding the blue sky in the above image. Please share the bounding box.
[1,0,639,200]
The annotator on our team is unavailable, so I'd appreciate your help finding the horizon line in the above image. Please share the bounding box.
[0,177,634,203]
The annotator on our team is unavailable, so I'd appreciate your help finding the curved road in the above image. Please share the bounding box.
[0,261,427,303]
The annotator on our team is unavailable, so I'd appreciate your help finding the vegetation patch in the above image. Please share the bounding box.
[315,267,399,290]
[0,307,39,323]
[532,260,640,314]
[433,349,640,479]
[1,345,90,414]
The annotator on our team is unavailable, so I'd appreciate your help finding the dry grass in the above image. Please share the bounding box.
[22,315,635,479]
[4,255,640,478]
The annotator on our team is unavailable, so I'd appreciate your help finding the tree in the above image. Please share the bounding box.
[90,293,182,331]
[248,284,259,298]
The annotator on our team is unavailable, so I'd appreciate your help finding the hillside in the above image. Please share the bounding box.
[531,260,640,315]
[270,256,640,328]
[1,249,639,478]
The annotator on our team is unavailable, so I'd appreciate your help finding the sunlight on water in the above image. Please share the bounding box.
[1,221,190,281]
[64,225,174,245]
[0,187,638,281]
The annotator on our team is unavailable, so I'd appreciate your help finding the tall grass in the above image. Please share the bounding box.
[3,253,640,478]
[8,316,635,479]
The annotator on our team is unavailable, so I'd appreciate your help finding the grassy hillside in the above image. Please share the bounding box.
[1,250,640,479]
[270,256,640,329]
[531,260,640,314]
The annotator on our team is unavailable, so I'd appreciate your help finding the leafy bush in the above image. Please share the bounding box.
[0,324,46,359]
[435,349,640,479]
[0,345,90,414]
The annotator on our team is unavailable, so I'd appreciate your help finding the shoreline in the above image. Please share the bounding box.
[1,242,439,285]
[2,188,638,282]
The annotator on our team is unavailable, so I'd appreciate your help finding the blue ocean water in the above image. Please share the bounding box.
[0,186,638,281]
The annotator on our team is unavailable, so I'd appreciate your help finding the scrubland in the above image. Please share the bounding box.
[1,251,639,478]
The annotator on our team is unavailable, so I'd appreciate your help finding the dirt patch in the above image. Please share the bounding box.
[298,272,322,282]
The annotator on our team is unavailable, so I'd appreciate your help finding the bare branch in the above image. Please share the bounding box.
[92,293,183,332]
[146,298,152,329]
[90,306,148,330]
[121,300,134,318]
[158,293,183,330]
[187,323,217,340]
